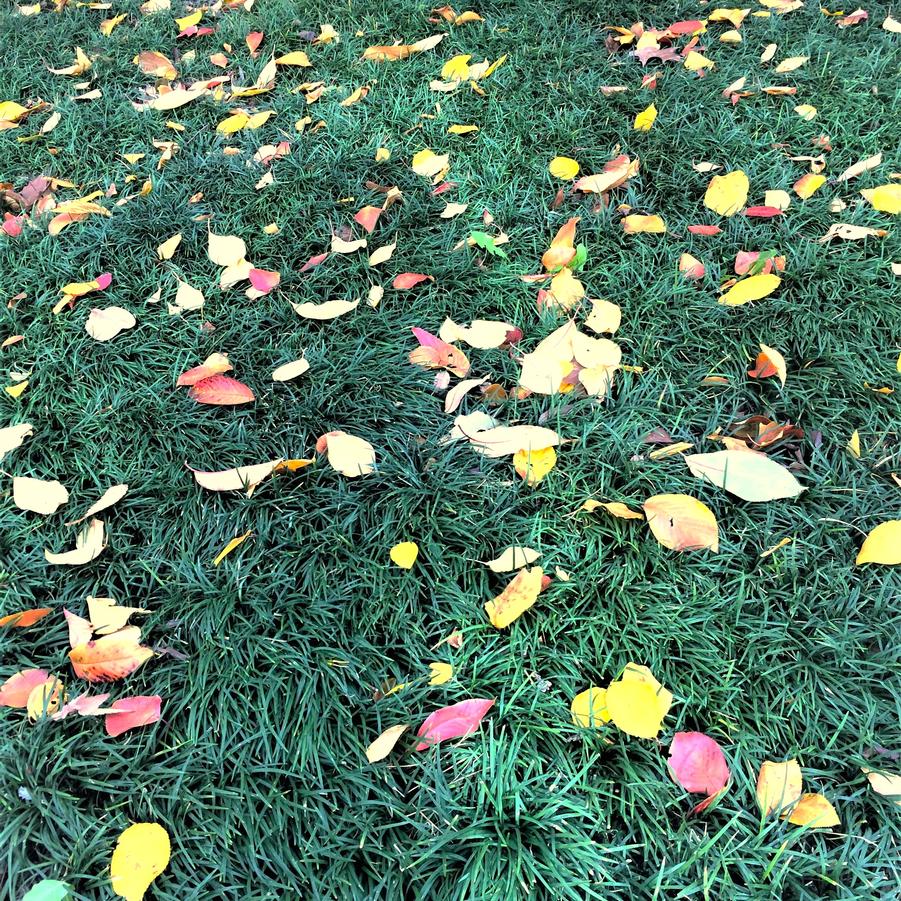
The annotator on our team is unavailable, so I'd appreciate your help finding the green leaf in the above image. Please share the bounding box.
[747,249,779,276]
[22,880,72,901]
[469,231,508,259]
[571,243,588,270]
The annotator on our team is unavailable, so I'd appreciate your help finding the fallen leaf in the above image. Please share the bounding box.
[643,494,719,552]
[272,359,310,382]
[864,184,901,214]
[170,280,204,314]
[409,327,470,376]
[585,299,622,334]
[190,460,281,492]
[794,173,826,199]
[292,298,360,320]
[775,55,808,72]
[394,272,434,290]
[704,170,749,216]
[0,668,50,708]
[581,500,644,520]
[668,732,731,812]
[571,686,609,728]
[468,424,560,458]
[684,450,804,502]
[366,724,409,762]
[45,519,106,565]
[318,430,376,477]
[104,695,162,737]
[719,273,782,306]
[208,230,247,267]
[439,319,513,349]
[110,823,170,901]
[428,662,454,686]
[837,153,882,183]
[13,477,69,515]
[275,51,312,67]
[622,214,666,234]
[188,375,255,405]
[783,793,840,828]
[368,242,396,267]
[633,103,657,131]
[27,676,65,720]
[757,759,804,815]
[605,678,664,738]
[0,422,34,462]
[748,343,787,386]
[415,698,494,750]
[213,530,252,565]
[856,521,901,565]
[0,607,52,628]
[483,547,540,572]
[549,156,579,179]
[862,768,901,805]
[513,446,557,486]
[156,233,182,260]
[70,630,153,682]
[819,223,888,242]
[390,541,418,569]
[485,566,543,628]
[86,307,136,342]
[87,596,149,635]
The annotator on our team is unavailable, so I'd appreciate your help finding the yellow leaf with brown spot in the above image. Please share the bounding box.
[485,567,543,628]
[69,630,153,682]
[643,494,719,552]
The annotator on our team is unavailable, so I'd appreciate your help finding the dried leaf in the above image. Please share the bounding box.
[366,724,409,762]
[685,450,804,502]
[0,668,50,708]
[188,375,255,405]
[318,430,376,477]
[13,477,69,515]
[272,359,310,382]
[483,547,540,572]
[292,298,360,320]
[104,695,162,737]
[190,460,281,492]
[70,630,153,682]
[86,307,136,342]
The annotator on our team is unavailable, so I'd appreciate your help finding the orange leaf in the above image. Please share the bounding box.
[541,216,579,271]
[354,205,382,233]
[643,493,719,552]
[188,375,255,405]
[246,31,264,55]
[393,272,434,290]
[0,607,52,628]
[176,353,232,386]
[104,695,162,736]
[408,327,470,377]
[69,632,154,683]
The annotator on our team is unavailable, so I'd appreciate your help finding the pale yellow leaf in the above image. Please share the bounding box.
[13,477,69,515]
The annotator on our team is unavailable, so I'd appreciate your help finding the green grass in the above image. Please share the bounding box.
[1,1,900,899]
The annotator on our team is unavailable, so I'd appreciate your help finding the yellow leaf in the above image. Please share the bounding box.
[275,51,312,67]
[794,104,817,120]
[862,768,901,805]
[719,28,743,43]
[620,662,672,718]
[27,677,64,721]
[584,299,622,335]
[548,267,584,308]
[0,100,29,123]
[12,477,69,515]
[87,596,150,635]
[633,103,657,131]
[216,112,249,134]
[719,273,782,306]
[867,184,901,214]
[156,233,181,260]
[442,54,472,80]
[5,380,28,398]
[847,429,861,458]
[320,431,375,476]
[605,679,665,738]
[485,567,543,628]
[207,230,247,267]
[272,358,310,382]
[513,446,557,486]
[794,173,825,199]
[175,10,201,30]
[757,759,804,815]
[482,546,540,572]
[571,686,609,728]
[246,110,274,129]
[100,13,126,35]
[684,50,715,71]
[375,146,391,161]
[643,494,719,552]
[704,169,749,216]
[389,541,419,569]
[775,55,809,72]
[783,793,840,828]
[548,156,580,179]
[340,85,368,107]
[411,148,449,180]
[622,214,666,234]
[428,662,453,686]
[44,518,106,565]
[365,724,409,763]
[448,124,479,134]
[213,530,252,566]
[856,520,901,565]
[110,822,171,901]
[765,189,791,211]
[581,499,644,519]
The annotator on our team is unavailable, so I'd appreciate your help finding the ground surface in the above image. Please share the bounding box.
[1,1,900,899]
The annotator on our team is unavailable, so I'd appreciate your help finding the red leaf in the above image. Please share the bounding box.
[0,669,50,708]
[246,30,264,55]
[687,224,722,236]
[744,206,783,218]
[353,205,382,234]
[2,213,23,237]
[415,698,495,750]
[0,607,52,628]
[669,19,703,34]
[248,268,280,294]
[189,375,255,405]
[393,273,433,290]
[431,181,457,196]
[300,251,329,272]
[104,694,162,737]
[667,731,730,811]
[748,354,779,380]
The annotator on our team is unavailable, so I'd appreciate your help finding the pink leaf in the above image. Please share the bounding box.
[667,731,730,811]
[248,268,280,294]
[53,692,112,719]
[300,251,329,272]
[431,181,457,196]
[2,213,23,237]
[393,272,434,290]
[95,272,113,291]
[744,206,783,218]
[246,30,264,55]
[669,19,703,34]
[104,694,162,737]
[64,608,93,649]
[0,669,50,708]
[353,206,382,234]
[188,375,255,405]
[415,698,495,750]
[687,224,722,236]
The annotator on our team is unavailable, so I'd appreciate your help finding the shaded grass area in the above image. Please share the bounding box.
[1,0,900,898]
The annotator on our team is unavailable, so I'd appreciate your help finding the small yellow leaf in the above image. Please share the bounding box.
[375,146,391,161]
[704,169,749,216]
[390,541,419,569]
[217,112,249,134]
[275,51,312,67]
[684,51,715,71]
[156,233,181,260]
[513,446,557,486]
[100,13,126,36]
[428,662,454,686]
[775,55,809,72]
[174,10,201,31]
[571,686,609,728]
[485,567,543,628]
[482,546,540,572]
[794,104,817,120]
[548,156,580,180]
[847,429,861,458]
[863,768,901,805]
[856,521,901,565]
[110,822,171,901]
[757,759,804,815]
[448,124,479,135]
[783,793,840,828]
[213,530,252,566]
[622,214,666,234]
[581,500,644,520]
[794,173,826,199]
[719,273,782,306]
[365,724,409,763]
[633,103,657,131]
[5,380,28,398]
[441,54,472,81]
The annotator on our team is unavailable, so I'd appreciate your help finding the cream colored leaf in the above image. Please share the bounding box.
[331,235,367,253]
[483,546,540,572]
[321,431,375,477]
[445,376,489,413]
[365,724,409,763]
[191,460,281,492]
[291,299,360,320]
[584,299,622,334]
[86,307,136,342]
[13,477,69,515]
[87,595,150,635]
[272,359,310,381]
[44,518,106,565]
[208,230,247,267]
[467,424,560,458]
[439,318,512,349]
[0,422,34,462]
[156,233,182,260]
[368,242,396,267]
[685,450,804,502]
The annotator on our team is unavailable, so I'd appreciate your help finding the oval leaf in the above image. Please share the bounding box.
[684,450,804,502]
[415,698,495,750]
[110,823,170,901]
[188,375,255,405]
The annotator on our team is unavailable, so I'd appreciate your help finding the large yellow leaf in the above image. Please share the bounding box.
[605,679,665,738]
[620,663,672,718]
[783,793,840,828]
[13,477,69,515]
[319,430,375,477]
[643,494,719,552]
[756,759,803,815]
[485,567,543,628]
[110,822,170,901]
[719,273,781,306]
[207,230,247,267]
[704,169,749,216]
[571,686,609,728]
[856,521,901,565]
[513,446,557,486]
[865,184,901,214]
[365,724,409,763]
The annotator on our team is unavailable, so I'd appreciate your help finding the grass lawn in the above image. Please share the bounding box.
[1,0,900,898]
